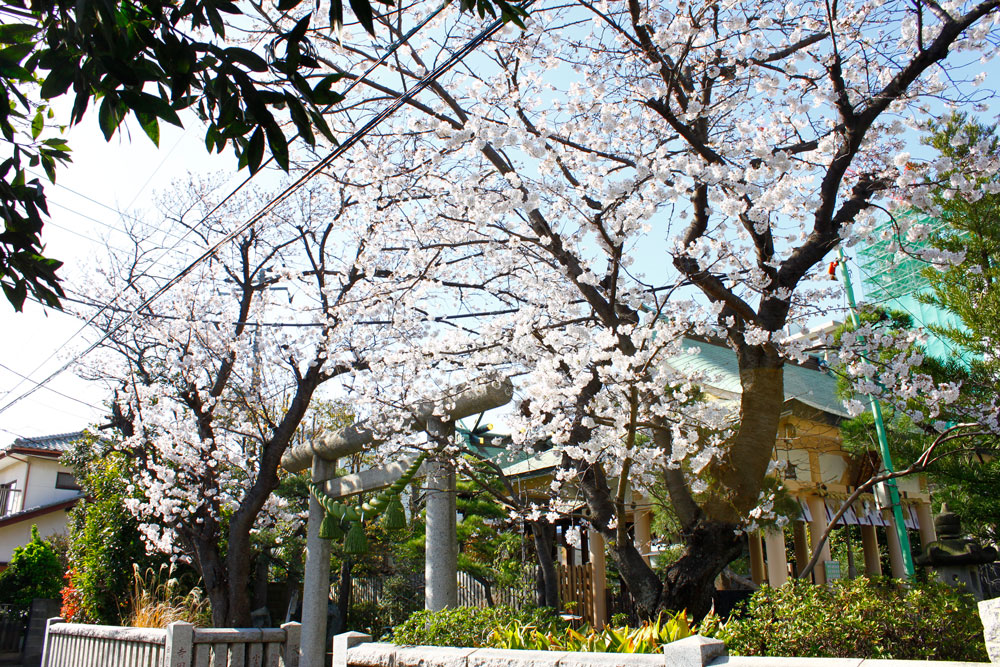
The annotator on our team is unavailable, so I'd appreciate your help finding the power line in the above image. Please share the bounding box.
[0,6,526,417]
[0,362,105,411]
[3,4,455,402]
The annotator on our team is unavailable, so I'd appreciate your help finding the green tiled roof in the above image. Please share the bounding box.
[668,338,849,418]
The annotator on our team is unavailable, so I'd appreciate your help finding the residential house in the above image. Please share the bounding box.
[0,432,85,567]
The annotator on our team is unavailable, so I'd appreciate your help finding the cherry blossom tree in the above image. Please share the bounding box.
[75,176,457,625]
[252,0,1000,618]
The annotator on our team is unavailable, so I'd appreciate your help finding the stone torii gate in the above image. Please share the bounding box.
[279,380,513,667]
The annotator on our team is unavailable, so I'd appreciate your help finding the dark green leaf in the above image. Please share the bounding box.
[0,24,38,45]
[97,96,120,140]
[205,4,225,38]
[246,127,265,173]
[308,108,336,144]
[312,74,344,108]
[136,111,160,147]
[3,281,26,311]
[285,95,314,146]
[277,0,303,10]
[118,90,183,127]
[41,154,56,182]
[329,0,344,30]
[0,43,33,66]
[288,13,311,42]
[30,111,42,140]
[224,47,268,73]
[264,121,289,171]
[349,0,375,34]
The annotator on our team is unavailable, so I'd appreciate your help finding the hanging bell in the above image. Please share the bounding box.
[344,520,369,554]
[383,495,407,530]
[319,511,343,540]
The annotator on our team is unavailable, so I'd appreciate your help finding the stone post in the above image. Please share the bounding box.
[425,418,458,612]
[979,598,1000,663]
[763,527,788,586]
[332,631,372,667]
[281,622,301,667]
[300,456,335,667]
[165,621,194,667]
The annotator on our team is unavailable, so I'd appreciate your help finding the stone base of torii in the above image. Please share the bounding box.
[279,380,514,667]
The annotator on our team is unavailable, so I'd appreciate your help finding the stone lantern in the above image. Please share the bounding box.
[914,504,997,600]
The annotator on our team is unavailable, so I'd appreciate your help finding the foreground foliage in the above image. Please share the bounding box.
[707,578,987,661]
[390,606,566,647]
[63,438,161,624]
[491,610,692,653]
[391,606,695,653]
[0,525,62,617]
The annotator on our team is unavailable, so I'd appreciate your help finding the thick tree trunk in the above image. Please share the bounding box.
[224,526,254,625]
[193,539,230,628]
[530,521,559,608]
[703,342,785,522]
[251,549,269,613]
[660,519,743,619]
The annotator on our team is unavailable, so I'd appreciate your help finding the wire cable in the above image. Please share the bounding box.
[0,5,528,417]
[2,2,456,402]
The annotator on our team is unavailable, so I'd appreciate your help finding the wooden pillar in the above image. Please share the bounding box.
[860,524,882,576]
[763,527,788,587]
[633,494,652,566]
[300,457,334,667]
[793,520,810,578]
[588,528,607,629]
[916,503,936,552]
[748,531,766,586]
[806,496,831,584]
[883,509,906,579]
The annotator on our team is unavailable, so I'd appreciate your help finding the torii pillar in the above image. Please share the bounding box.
[425,418,458,611]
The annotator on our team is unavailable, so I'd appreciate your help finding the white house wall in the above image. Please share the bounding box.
[0,508,70,563]
[22,457,78,510]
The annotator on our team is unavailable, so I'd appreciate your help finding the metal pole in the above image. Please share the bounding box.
[837,248,915,578]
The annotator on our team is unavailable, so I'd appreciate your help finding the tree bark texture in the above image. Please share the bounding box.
[531,521,559,608]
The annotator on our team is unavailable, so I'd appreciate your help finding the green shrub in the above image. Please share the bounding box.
[390,606,565,648]
[0,525,63,617]
[709,577,987,661]
[64,444,163,623]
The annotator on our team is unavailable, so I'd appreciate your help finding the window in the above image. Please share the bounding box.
[55,472,81,491]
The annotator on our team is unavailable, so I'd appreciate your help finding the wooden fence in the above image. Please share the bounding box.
[558,563,594,626]
[349,578,383,607]
[456,571,532,609]
[40,618,301,667]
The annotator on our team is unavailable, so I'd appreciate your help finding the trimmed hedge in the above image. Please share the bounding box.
[708,577,988,661]
[390,605,564,647]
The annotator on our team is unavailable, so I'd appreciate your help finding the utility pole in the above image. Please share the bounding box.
[836,248,915,578]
